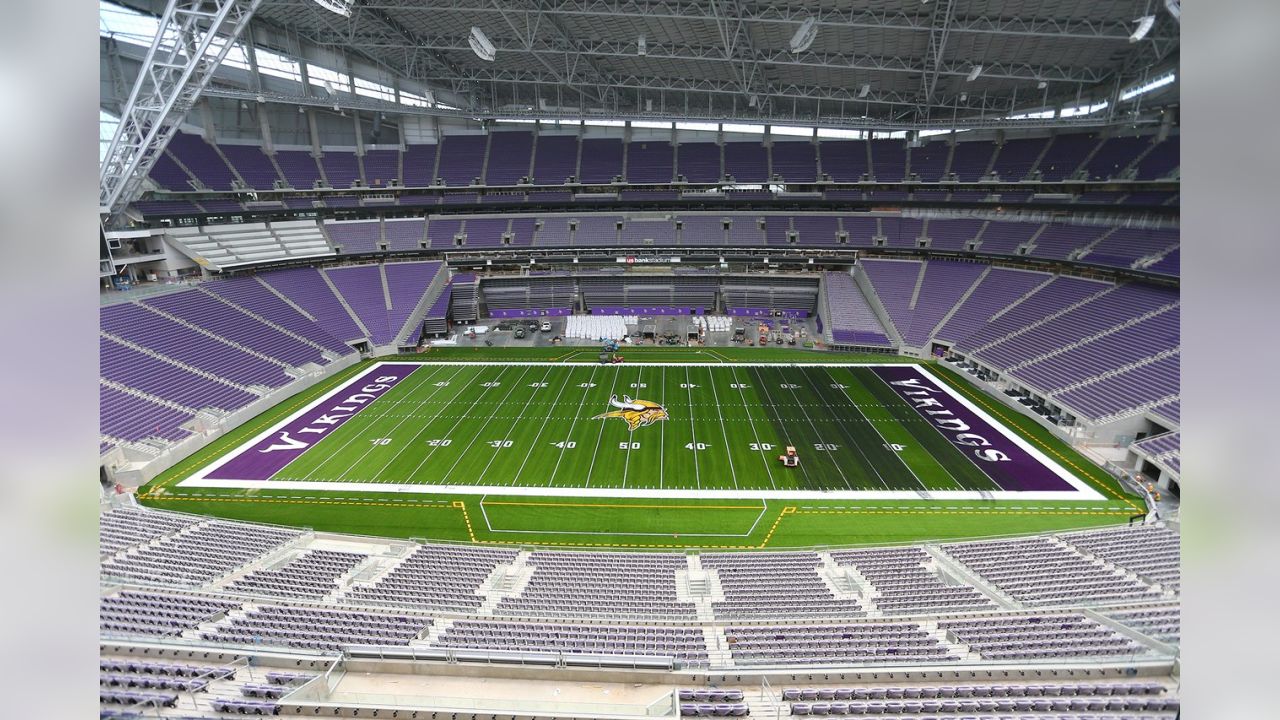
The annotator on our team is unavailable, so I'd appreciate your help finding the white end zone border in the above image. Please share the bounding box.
[178,361,1103,501]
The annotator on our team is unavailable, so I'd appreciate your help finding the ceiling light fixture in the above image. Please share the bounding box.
[858,83,871,98]
[469,26,496,61]
[311,0,353,17]
[790,16,817,53]
[1164,0,1180,22]
[1130,15,1156,42]
[637,35,646,56]
[966,65,982,82]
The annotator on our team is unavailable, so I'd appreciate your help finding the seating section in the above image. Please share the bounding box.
[869,140,908,182]
[990,137,1049,180]
[324,265,393,344]
[146,289,329,368]
[102,520,302,586]
[580,137,625,183]
[830,547,996,615]
[496,551,697,619]
[223,549,365,599]
[325,219,381,255]
[725,621,955,666]
[201,275,353,357]
[99,507,204,557]
[771,140,818,182]
[857,259,924,339]
[1037,134,1098,181]
[1062,524,1180,592]
[1009,305,1179,395]
[361,148,400,187]
[1055,353,1179,421]
[724,141,768,182]
[165,132,238,190]
[678,142,722,182]
[98,507,1180,678]
[678,689,748,717]
[402,144,437,187]
[971,284,1173,371]
[952,277,1111,353]
[627,139,675,183]
[824,272,891,346]
[202,605,430,651]
[819,140,869,181]
[260,267,365,342]
[101,591,240,638]
[436,620,709,663]
[384,261,444,343]
[343,544,517,611]
[100,337,257,413]
[436,135,488,186]
[1105,605,1180,644]
[784,680,1176,717]
[100,302,293,389]
[1081,227,1180,269]
[941,536,1165,607]
[273,150,322,189]
[218,143,281,189]
[940,613,1149,660]
[318,149,360,188]
[703,552,864,618]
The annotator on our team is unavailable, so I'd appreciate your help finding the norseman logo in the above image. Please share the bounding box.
[593,394,669,432]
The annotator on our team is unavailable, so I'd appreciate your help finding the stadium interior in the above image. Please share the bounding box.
[98,0,1181,717]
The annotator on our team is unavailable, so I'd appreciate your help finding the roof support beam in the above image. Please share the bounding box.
[99,0,263,218]
[917,0,957,124]
[262,1,1143,41]
[287,30,1107,85]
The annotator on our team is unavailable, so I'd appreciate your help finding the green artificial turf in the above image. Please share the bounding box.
[138,349,1144,549]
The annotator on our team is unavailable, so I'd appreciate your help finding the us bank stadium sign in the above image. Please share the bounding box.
[618,256,682,264]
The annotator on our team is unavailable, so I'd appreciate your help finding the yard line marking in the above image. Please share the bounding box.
[582,365,624,489]
[317,365,454,481]
[509,366,576,487]
[473,365,556,488]
[729,365,779,490]
[748,366,822,489]
[747,363,839,486]
[684,366,701,490]
[363,365,475,482]
[620,365,642,490]
[545,365,600,487]
[818,366,926,492]
[705,365,739,489]
[658,366,666,490]
[401,366,511,483]
[760,366,852,489]
[436,366,533,485]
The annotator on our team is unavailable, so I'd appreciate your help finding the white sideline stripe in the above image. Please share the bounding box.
[178,361,1102,501]
[176,477,1097,501]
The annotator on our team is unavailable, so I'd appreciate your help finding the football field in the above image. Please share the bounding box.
[181,361,1094,500]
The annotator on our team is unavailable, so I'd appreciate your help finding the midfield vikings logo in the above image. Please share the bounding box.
[593,394,669,431]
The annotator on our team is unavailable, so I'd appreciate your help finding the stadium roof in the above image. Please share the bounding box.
[109,0,1179,132]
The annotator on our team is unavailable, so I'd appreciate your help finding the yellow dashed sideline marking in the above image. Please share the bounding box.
[481,500,763,510]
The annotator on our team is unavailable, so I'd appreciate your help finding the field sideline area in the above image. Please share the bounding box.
[139,348,1145,549]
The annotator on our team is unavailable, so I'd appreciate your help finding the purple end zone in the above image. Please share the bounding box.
[870,366,1074,492]
[206,364,420,481]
